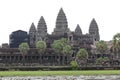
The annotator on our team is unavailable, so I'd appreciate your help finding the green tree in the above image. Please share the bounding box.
[112,33,120,59]
[70,61,78,70]
[77,48,88,59]
[62,45,73,65]
[76,48,88,65]
[19,42,30,65]
[52,38,67,54]
[52,39,64,65]
[96,40,108,53]
[36,41,46,53]
[96,57,104,65]
[63,45,73,55]
[52,40,63,53]
[96,57,109,65]
[52,38,72,65]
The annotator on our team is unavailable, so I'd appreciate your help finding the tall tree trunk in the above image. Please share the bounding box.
[22,55,25,66]
[40,55,42,65]
[58,54,60,66]
[62,55,65,65]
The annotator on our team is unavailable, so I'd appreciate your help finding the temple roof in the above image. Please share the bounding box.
[38,16,46,27]
[89,18,100,41]
[89,18,98,30]
[53,8,69,35]
[58,8,65,15]
[75,24,82,35]
[29,23,36,33]
[37,16,47,32]
[56,8,68,28]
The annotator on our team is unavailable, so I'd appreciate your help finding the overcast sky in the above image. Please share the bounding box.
[0,0,120,45]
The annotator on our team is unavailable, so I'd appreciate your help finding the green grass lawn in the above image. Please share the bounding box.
[0,70,120,76]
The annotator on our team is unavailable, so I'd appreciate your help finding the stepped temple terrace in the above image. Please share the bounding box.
[0,8,120,70]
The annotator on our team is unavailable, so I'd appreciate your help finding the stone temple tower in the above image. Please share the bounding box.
[89,18,100,41]
[52,8,70,35]
[29,23,36,47]
[36,16,47,41]
[75,24,82,35]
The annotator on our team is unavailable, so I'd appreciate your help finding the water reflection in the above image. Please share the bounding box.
[0,75,120,80]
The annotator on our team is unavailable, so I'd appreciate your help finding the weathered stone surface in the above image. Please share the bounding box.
[75,24,82,35]
[36,16,47,41]
[29,23,36,47]
[89,18,100,41]
[53,8,70,35]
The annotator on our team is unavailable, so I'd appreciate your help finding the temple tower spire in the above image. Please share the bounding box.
[52,8,70,35]
[75,24,82,35]
[36,16,47,41]
[89,18,100,41]
[29,23,36,47]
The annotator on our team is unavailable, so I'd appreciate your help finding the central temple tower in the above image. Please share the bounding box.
[89,18,100,41]
[52,8,70,35]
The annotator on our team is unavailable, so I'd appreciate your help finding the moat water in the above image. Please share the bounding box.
[0,75,120,80]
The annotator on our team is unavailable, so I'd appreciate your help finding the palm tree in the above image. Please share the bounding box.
[63,45,72,55]
[52,38,68,65]
[36,41,47,53]
[19,42,30,65]
[96,40,108,57]
[112,33,120,59]
[36,41,46,64]
[52,38,67,53]
[76,48,88,66]
[62,45,73,65]
[96,57,109,65]
[52,40,63,53]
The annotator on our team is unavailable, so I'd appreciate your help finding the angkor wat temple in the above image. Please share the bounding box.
[9,8,100,48]
[0,8,118,68]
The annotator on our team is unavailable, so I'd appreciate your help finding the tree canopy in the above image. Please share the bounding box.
[96,57,109,65]
[96,40,108,53]
[70,61,78,70]
[63,45,73,54]
[52,38,72,54]
[112,33,120,52]
[112,33,120,58]
[19,42,30,55]
[76,48,88,60]
[36,41,47,53]
[52,39,63,53]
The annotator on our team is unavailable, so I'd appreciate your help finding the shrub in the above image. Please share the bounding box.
[96,57,103,64]
[70,61,78,70]
[96,57,109,65]
[76,48,88,60]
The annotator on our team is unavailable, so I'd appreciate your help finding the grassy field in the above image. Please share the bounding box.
[0,70,120,76]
